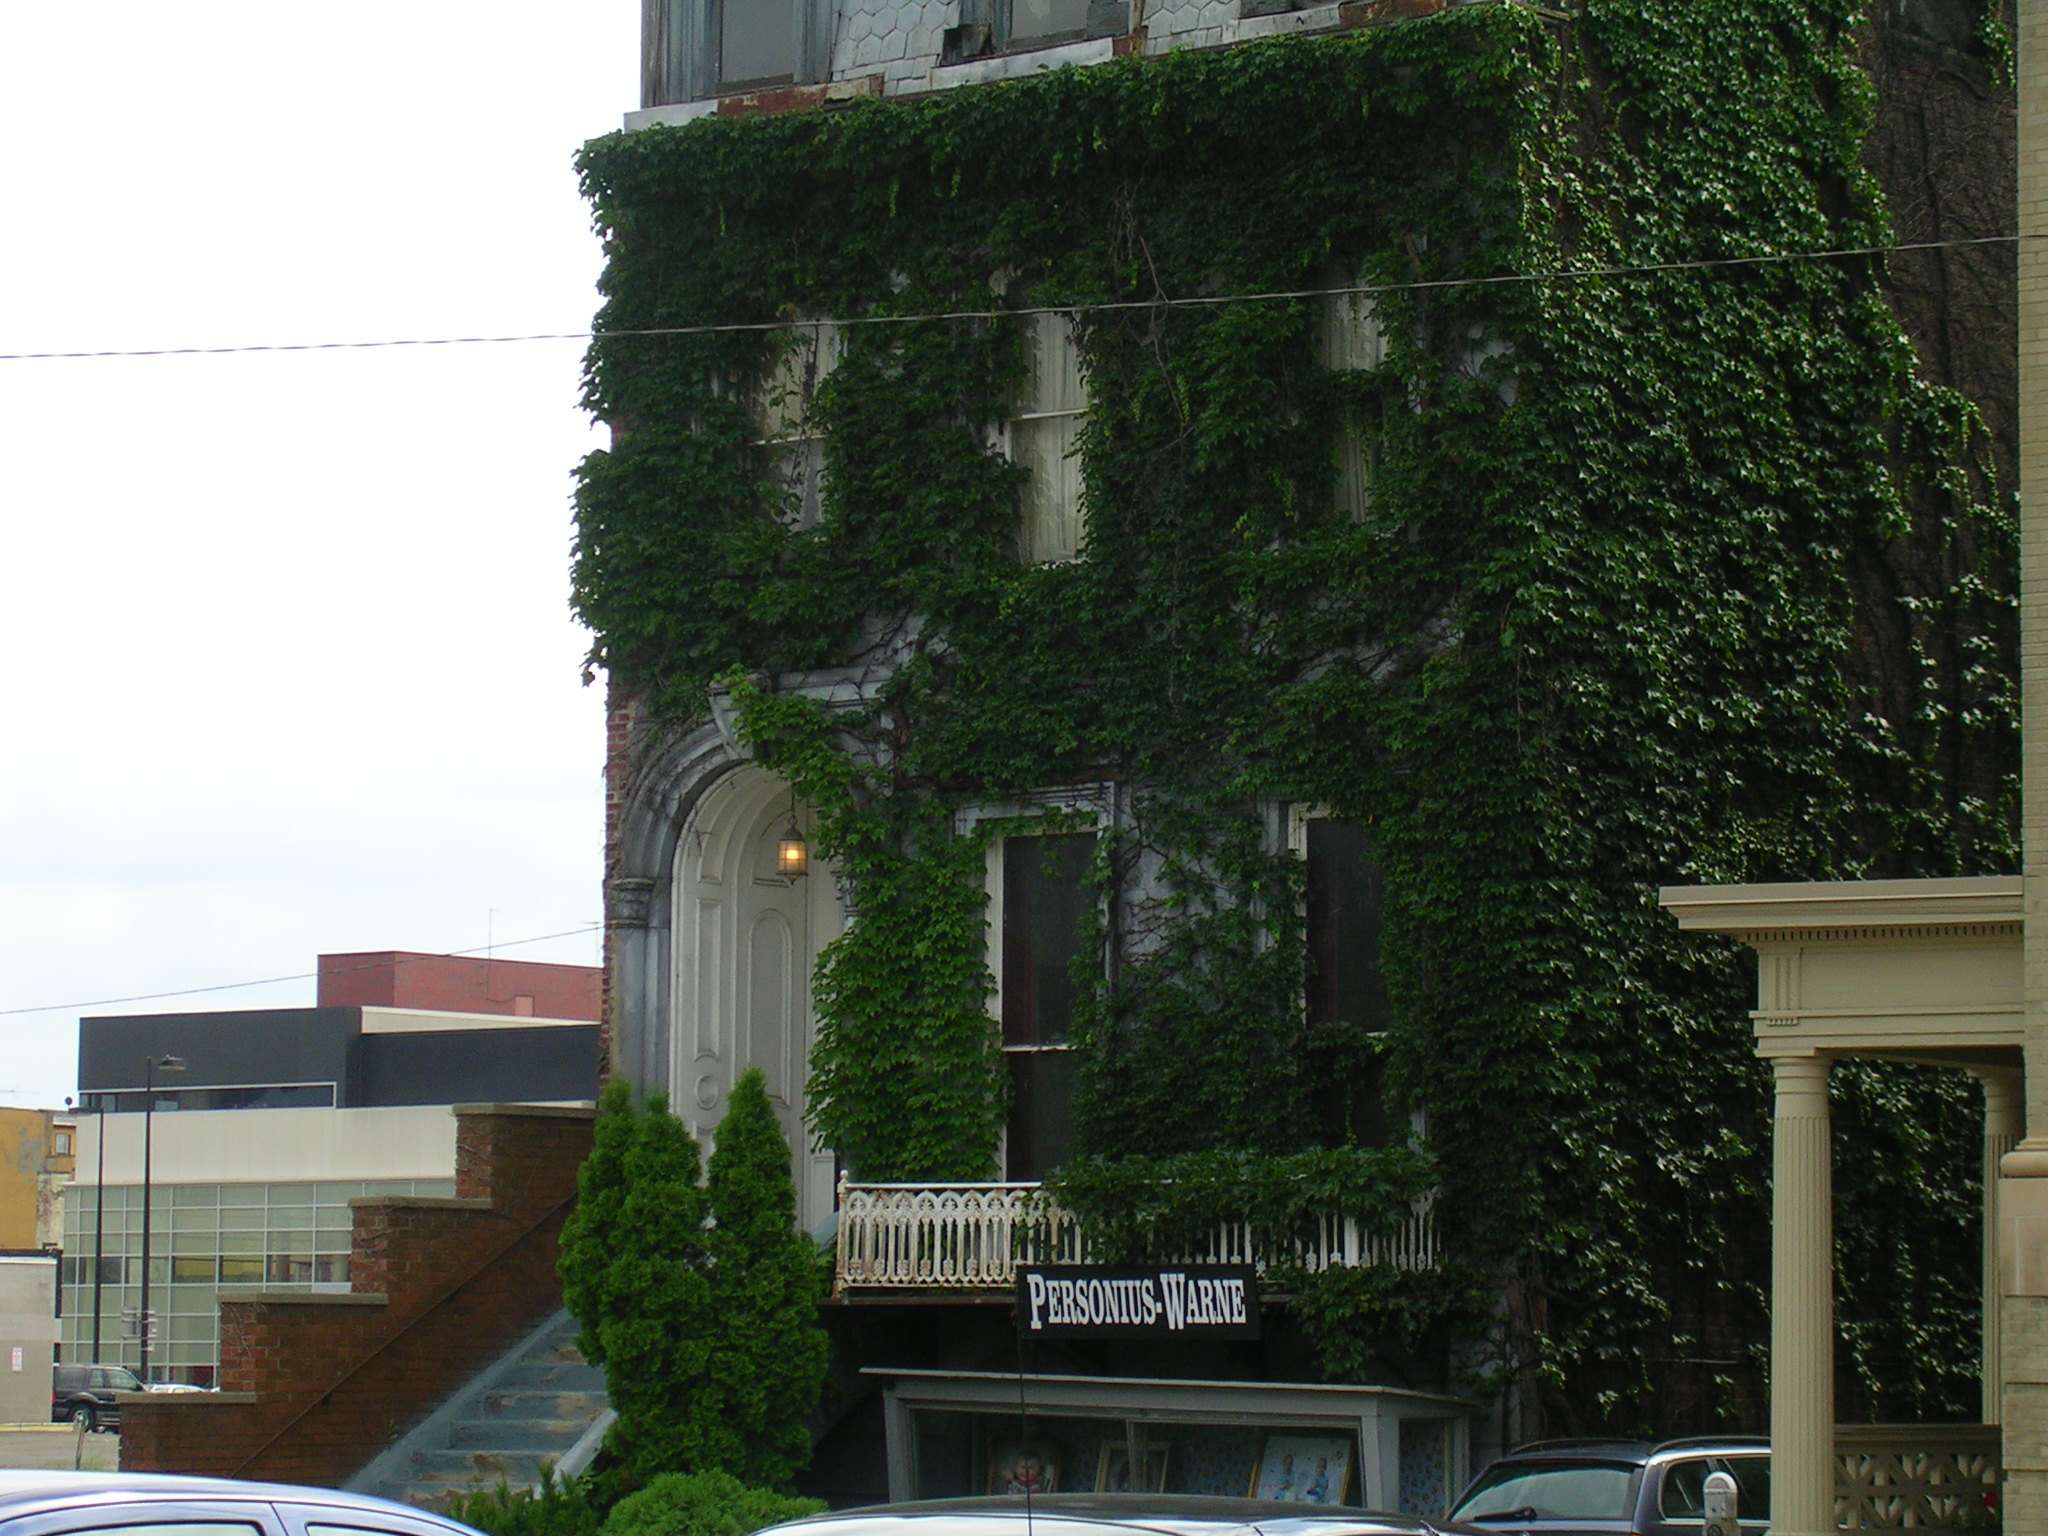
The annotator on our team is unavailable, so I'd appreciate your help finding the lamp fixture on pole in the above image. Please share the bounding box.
[137,1053,185,1384]
[777,794,810,881]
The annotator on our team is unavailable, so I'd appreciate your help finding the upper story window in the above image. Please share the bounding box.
[752,321,840,529]
[943,0,1129,65]
[999,830,1095,1180]
[1007,312,1088,563]
[721,0,799,86]
[52,1130,72,1157]
[1316,287,1384,523]
[643,0,830,104]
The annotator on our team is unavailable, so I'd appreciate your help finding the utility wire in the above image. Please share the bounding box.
[0,232,2032,362]
[0,924,603,1019]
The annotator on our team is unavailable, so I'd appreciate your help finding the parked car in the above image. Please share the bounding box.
[0,1472,484,1536]
[1447,1438,1768,1536]
[48,1366,144,1434]
[759,1493,1484,1536]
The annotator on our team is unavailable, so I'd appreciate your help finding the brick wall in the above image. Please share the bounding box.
[118,1105,594,1486]
[317,952,601,1021]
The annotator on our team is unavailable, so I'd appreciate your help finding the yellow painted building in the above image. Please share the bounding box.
[0,1108,76,1252]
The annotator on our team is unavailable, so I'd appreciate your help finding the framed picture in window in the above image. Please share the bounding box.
[1097,1440,1170,1493]
[1250,1433,1354,1506]
[989,1440,1060,1496]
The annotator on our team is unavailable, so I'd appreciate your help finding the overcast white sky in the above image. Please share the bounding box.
[0,6,641,1107]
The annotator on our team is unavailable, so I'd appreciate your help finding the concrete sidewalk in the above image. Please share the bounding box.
[0,1426,119,1471]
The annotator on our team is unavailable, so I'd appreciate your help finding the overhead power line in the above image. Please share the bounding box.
[0,232,2031,362]
[0,924,604,1020]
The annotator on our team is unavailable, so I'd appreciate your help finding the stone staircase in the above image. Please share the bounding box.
[347,1309,612,1505]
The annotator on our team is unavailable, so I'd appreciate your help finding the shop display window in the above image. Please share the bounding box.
[909,1411,1359,1503]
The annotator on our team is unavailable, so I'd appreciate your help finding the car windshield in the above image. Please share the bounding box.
[1451,1462,1638,1521]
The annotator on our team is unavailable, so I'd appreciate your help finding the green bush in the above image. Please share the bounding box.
[602,1470,824,1536]
[695,1070,831,1489]
[598,1094,716,1488]
[442,1469,601,1536]
[559,1080,639,1367]
[558,1075,829,1497]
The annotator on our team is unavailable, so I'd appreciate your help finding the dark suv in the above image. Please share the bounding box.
[50,1363,142,1433]
[1448,1438,1768,1536]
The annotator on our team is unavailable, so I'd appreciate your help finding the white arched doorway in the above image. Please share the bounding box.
[671,764,841,1233]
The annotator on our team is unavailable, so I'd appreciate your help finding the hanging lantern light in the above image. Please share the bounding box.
[777,801,810,880]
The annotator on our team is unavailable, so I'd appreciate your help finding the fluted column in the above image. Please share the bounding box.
[2011,1,2048,1529]
[1980,1070,2026,1424]
[1772,1052,1834,1536]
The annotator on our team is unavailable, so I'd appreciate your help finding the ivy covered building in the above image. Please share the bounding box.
[580,0,2018,1509]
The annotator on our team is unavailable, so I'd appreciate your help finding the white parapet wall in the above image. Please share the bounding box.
[74,1105,459,1189]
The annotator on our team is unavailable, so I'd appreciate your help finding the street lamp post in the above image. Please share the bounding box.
[136,1054,184,1384]
[91,1092,107,1362]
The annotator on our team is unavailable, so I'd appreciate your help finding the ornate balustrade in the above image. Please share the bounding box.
[1836,1424,2000,1534]
[834,1178,1438,1293]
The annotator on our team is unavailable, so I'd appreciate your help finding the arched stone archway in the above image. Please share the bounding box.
[670,761,841,1232]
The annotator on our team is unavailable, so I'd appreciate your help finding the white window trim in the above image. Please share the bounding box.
[1005,311,1088,564]
[981,799,1113,1178]
[751,320,841,529]
[1317,287,1383,524]
[1291,805,1420,1143]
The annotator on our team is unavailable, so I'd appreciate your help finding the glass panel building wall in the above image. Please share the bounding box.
[58,1179,455,1384]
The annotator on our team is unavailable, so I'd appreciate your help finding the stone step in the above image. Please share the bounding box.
[447,1417,590,1451]
[495,1360,605,1392]
[407,1447,555,1487]
[478,1388,607,1420]
[351,1309,608,1507]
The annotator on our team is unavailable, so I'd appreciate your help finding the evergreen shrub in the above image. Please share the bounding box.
[557,1075,829,1496]
[442,1470,601,1536]
[601,1471,824,1536]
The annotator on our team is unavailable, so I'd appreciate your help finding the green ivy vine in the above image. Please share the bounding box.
[574,0,2012,1431]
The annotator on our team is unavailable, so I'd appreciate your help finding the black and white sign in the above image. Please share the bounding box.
[1016,1265,1261,1339]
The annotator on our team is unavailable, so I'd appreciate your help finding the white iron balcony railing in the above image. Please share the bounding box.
[833,1178,1439,1293]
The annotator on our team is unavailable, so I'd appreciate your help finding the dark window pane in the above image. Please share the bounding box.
[1305,817,1393,1146]
[1729,1458,1770,1521]
[1011,0,1090,42]
[721,0,795,85]
[87,1083,335,1113]
[1002,833,1094,1047]
[1305,818,1388,1031]
[1659,1459,1709,1520]
[1006,1049,1077,1182]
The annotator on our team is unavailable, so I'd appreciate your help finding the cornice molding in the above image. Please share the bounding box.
[1659,876,2022,937]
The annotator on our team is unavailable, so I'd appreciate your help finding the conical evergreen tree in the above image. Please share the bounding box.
[696,1068,830,1490]
[558,1078,638,1365]
[599,1093,716,1487]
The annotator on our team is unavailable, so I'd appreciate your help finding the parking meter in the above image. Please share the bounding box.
[1703,1470,1740,1536]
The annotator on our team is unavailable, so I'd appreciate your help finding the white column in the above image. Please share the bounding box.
[1771,1052,1834,1536]
[2010,2,2048,1530]
[1980,1069,2025,1424]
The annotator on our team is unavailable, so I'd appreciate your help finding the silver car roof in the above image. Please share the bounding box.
[766,1494,1442,1536]
[0,1472,476,1530]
